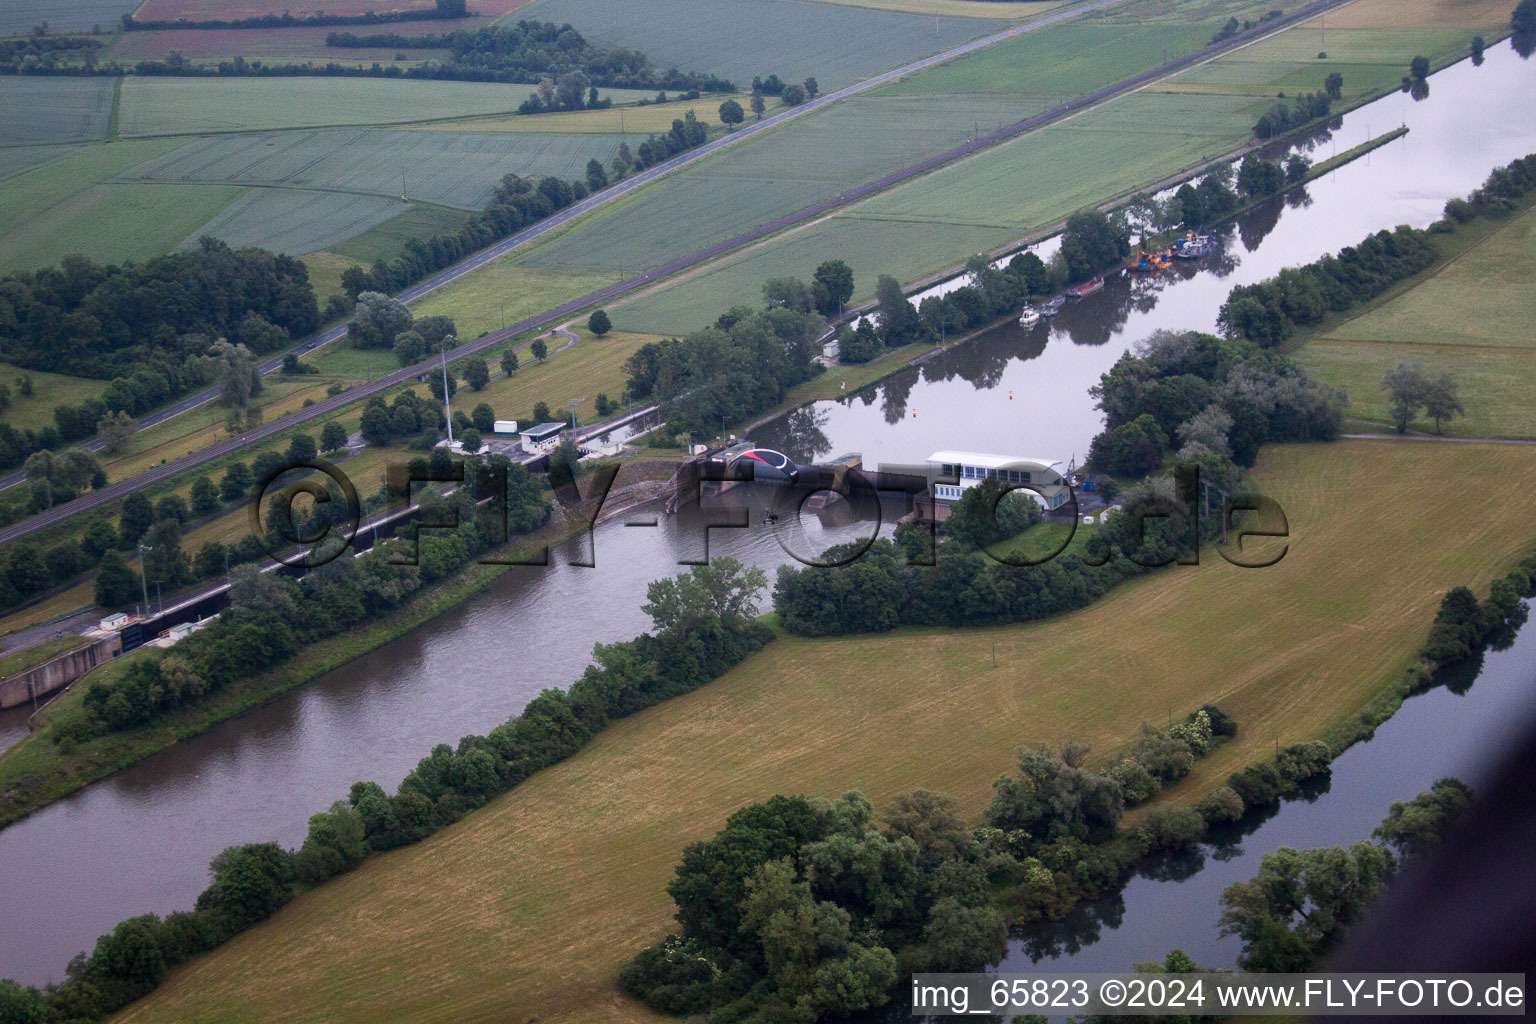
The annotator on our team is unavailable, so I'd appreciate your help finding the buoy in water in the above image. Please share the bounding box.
[1008,390,1013,400]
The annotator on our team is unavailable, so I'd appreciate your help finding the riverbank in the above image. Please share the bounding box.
[0,467,682,831]
[107,439,1536,1024]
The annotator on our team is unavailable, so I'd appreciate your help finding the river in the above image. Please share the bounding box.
[1,43,1532,989]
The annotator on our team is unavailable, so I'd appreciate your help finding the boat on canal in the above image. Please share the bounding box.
[1039,295,1066,316]
[1017,305,1041,326]
[1065,276,1104,298]
[1173,232,1218,258]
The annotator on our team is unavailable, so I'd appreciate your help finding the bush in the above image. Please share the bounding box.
[1138,805,1206,851]
[1195,786,1245,824]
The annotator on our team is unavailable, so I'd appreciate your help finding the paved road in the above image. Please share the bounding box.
[0,0,1351,547]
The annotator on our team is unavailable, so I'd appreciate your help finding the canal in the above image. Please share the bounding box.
[1,42,1532,988]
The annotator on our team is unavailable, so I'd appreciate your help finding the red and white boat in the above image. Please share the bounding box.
[1065,276,1104,298]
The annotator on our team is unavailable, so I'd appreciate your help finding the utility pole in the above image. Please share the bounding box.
[439,338,455,446]
[137,542,153,619]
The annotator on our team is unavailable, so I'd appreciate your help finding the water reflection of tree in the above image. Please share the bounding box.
[776,405,833,462]
[1236,194,1285,252]
[1512,33,1534,59]
[1013,891,1128,962]
[1409,78,1431,102]
[1052,274,1135,347]
[881,370,916,424]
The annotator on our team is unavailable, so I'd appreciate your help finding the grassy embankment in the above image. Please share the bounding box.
[1299,199,1536,439]
[0,636,92,682]
[110,438,1536,1024]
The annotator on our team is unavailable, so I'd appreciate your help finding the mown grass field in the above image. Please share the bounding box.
[467,329,659,422]
[0,362,108,434]
[807,0,1067,16]
[112,439,1536,1024]
[0,77,114,146]
[1299,202,1536,439]
[124,128,628,210]
[513,0,1006,91]
[103,24,460,63]
[407,262,621,339]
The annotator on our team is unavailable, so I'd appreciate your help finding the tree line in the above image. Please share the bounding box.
[623,708,1236,1022]
[623,302,825,443]
[124,0,470,31]
[0,238,320,474]
[323,21,733,92]
[1085,328,1343,482]
[0,558,771,1024]
[1219,154,1536,348]
[333,132,711,306]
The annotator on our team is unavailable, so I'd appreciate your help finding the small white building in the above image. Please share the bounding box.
[521,421,566,453]
[927,450,1073,510]
[493,419,518,434]
[99,612,131,632]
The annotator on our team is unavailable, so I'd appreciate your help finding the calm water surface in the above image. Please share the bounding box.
[1,44,1533,987]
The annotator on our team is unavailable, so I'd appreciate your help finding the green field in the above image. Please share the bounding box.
[124,128,629,210]
[115,78,652,136]
[173,188,411,256]
[0,138,189,268]
[328,205,473,264]
[1299,202,1536,439]
[0,362,108,433]
[507,0,1276,295]
[0,182,245,275]
[615,216,1010,332]
[0,77,114,146]
[110,440,1536,1024]
[513,0,1006,91]
[466,329,659,422]
[407,263,624,340]
[1165,0,1513,99]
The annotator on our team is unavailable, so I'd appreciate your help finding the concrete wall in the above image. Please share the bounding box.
[0,634,123,710]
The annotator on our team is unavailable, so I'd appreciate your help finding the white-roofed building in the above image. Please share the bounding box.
[926,451,1073,510]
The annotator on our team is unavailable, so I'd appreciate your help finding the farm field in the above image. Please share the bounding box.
[115,79,650,136]
[611,89,1260,331]
[0,145,86,185]
[511,0,1007,91]
[0,363,108,435]
[0,78,114,146]
[0,182,245,276]
[0,138,191,268]
[1299,202,1536,439]
[123,129,629,210]
[808,0,1068,16]
[132,0,536,18]
[0,0,133,35]
[506,0,1284,290]
[173,189,411,257]
[1163,0,1515,99]
[615,216,1011,333]
[406,98,734,135]
[328,204,473,264]
[109,439,1536,1024]
[104,24,461,63]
